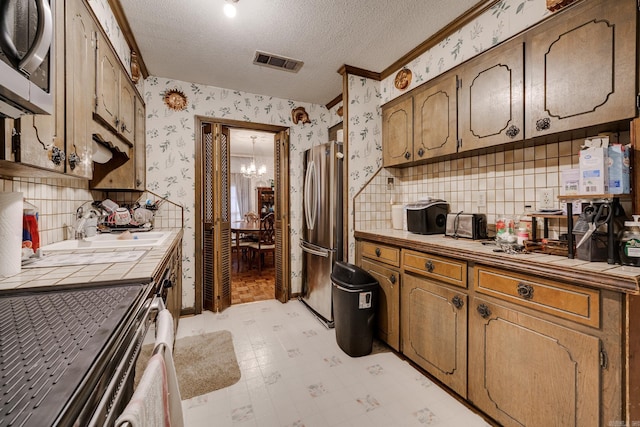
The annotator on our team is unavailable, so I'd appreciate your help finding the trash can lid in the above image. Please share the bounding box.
[331,261,378,289]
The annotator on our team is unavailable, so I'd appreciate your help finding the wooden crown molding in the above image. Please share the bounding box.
[108,0,150,79]
[337,65,381,81]
[326,94,342,110]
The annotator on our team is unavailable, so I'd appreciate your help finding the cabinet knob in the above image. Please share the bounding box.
[516,282,534,299]
[535,118,551,131]
[121,123,127,132]
[417,148,425,157]
[115,118,120,128]
[425,260,434,272]
[389,274,396,285]
[50,146,65,166]
[404,151,411,160]
[506,125,520,139]
[477,304,491,319]
[375,248,381,257]
[452,295,464,309]
[163,278,173,289]
[68,152,80,170]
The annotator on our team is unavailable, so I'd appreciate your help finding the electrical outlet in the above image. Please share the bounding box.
[478,192,486,208]
[539,188,554,209]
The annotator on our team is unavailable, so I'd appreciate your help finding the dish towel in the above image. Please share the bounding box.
[22,212,40,251]
[115,353,170,427]
[156,309,184,427]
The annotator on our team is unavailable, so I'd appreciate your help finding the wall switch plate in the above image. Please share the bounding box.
[478,192,486,208]
[538,188,555,209]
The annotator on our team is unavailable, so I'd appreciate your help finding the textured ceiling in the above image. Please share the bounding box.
[119,0,482,106]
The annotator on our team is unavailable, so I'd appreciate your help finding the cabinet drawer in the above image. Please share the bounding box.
[474,266,600,328]
[402,250,467,288]
[361,241,400,267]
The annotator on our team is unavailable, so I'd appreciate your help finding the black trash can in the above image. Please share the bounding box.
[331,261,379,357]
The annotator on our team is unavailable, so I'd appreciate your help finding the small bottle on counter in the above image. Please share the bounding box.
[619,215,640,266]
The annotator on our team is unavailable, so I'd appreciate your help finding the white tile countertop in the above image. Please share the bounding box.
[0,228,183,292]
[355,228,640,294]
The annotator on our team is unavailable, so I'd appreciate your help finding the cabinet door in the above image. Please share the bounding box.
[469,297,601,427]
[65,0,96,179]
[361,258,400,351]
[525,0,636,138]
[413,73,458,160]
[401,273,467,397]
[134,94,146,190]
[459,40,524,151]
[96,36,120,131]
[382,96,413,166]
[118,78,136,144]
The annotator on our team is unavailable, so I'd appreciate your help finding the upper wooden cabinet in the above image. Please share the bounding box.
[382,72,458,166]
[413,73,458,160]
[525,0,637,139]
[382,96,413,166]
[96,33,136,146]
[65,0,97,179]
[459,39,524,151]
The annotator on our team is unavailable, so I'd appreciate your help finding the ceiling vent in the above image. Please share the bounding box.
[253,51,303,73]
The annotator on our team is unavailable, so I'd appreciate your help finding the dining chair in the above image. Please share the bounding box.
[248,212,275,272]
[244,211,259,223]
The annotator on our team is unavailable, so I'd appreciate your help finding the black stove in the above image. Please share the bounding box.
[0,282,153,426]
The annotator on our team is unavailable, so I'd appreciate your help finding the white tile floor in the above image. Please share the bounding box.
[178,299,491,427]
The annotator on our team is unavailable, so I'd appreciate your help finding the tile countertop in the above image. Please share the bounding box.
[0,228,184,293]
[355,228,640,295]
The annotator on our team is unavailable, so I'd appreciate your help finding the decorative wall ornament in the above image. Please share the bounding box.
[130,50,140,84]
[394,68,412,90]
[291,106,311,124]
[163,89,188,111]
[337,106,343,117]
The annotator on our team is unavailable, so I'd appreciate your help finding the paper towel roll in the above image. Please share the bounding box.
[391,204,404,230]
[0,192,23,277]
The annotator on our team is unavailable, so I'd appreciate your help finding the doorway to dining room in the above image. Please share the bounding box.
[195,118,290,314]
[229,129,276,304]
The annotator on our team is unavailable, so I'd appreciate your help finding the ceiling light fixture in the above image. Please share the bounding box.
[224,0,238,18]
[241,136,267,178]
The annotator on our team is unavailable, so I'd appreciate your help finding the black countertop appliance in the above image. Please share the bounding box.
[406,199,449,235]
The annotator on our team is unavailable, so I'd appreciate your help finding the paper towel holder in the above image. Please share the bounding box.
[23,199,38,215]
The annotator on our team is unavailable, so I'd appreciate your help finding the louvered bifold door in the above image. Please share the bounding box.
[215,125,232,312]
[202,123,215,311]
[274,130,290,303]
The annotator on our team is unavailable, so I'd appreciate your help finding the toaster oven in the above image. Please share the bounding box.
[406,199,449,234]
[445,212,488,239]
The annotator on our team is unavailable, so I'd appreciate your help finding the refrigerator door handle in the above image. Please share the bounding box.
[304,159,317,230]
[300,240,331,258]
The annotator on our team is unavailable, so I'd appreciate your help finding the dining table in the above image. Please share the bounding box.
[231,220,261,271]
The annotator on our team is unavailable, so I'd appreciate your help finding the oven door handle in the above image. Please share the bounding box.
[0,0,53,74]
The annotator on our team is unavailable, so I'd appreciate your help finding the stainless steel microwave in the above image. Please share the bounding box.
[0,0,54,118]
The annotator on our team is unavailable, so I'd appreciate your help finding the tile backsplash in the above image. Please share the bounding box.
[355,132,632,239]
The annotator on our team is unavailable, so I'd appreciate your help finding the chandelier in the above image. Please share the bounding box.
[241,136,267,178]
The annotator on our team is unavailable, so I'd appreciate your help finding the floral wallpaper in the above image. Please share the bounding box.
[143,77,331,309]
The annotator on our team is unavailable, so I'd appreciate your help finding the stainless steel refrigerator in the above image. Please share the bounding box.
[300,141,343,326]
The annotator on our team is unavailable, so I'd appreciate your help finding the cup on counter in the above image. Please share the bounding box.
[133,207,154,224]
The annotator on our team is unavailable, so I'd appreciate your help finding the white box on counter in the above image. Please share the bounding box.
[607,144,631,194]
[560,168,580,196]
[579,137,608,194]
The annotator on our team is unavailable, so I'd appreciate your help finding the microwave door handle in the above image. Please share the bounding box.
[19,0,53,75]
[0,0,21,68]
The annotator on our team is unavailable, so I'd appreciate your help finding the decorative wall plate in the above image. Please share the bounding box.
[164,89,188,111]
[394,68,412,90]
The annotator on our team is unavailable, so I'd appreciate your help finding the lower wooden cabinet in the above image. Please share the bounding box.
[468,296,601,427]
[401,273,467,397]
[360,258,400,351]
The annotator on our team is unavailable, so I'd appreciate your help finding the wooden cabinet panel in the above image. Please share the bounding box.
[65,0,97,179]
[118,78,136,143]
[382,96,413,166]
[413,73,458,160]
[459,39,524,151]
[402,273,467,397]
[361,241,400,267]
[361,258,400,351]
[96,39,120,130]
[525,0,636,138]
[469,297,601,427]
[474,265,600,327]
[403,249,466,288]
[134,94,146,190]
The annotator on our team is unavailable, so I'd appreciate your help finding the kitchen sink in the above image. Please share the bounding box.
[40,231,172,251]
